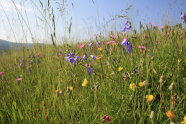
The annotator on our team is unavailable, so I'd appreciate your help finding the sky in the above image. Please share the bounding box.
[0,0,185,43]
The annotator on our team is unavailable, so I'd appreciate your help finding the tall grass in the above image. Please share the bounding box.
[0,0,186,123]
[0,25,186,123]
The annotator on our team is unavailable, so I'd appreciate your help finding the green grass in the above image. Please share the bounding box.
[0,26,186,123]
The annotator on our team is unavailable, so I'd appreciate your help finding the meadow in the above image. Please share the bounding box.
[0,23,186,123]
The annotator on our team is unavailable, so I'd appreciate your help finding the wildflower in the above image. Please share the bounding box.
[82,54,87,60]
[89,42,93,47]
[20,59,24,67]
[139,80,148,87]
[102,115,111,123]
[98,47,103,51]
[65,53,80,63]
[118,67,123,72]
[90,55,97,60]
[87,66,93,75]
[180,12,186,23]
[129,83,136,91]
[82,78,88,87]
[146,95,155,103]
[159,26,165,29]
[96,57,102,60]
[109,34,116,39]
[122,21,131,32]
[138,46,146,50]
[0,72,4,76]
[166,111,176,121]
[121,38,132,53]
[67,86,73,91]
[79,43,85,48]
[138,82,144,87]
[105,41,117,45]
[181,116,186,124]
[16,78,22,81]
[97,41,101,46]
[148,22,156,27]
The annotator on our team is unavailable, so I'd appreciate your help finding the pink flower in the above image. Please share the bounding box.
[102,115,111,123]
[16,78,22,81]
[109,34,116,39]
[159,26,165,29]
[138,46,146,49]
[79,43,85,48]
[148,22,156,26]
[105,41,117,45]
[0,72,4,76]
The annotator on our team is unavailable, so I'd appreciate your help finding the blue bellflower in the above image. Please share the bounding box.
[180,13,186,23]
[121,38,133,53]
[65,53,80,63]
[122,21,132,32]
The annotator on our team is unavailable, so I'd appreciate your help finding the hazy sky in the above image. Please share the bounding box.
[0,0,185,43]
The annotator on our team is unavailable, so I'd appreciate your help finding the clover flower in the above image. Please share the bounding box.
[101,115,111,123]
[0,72,4,76]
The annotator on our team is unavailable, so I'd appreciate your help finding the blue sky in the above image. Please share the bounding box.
[0,0,185,43]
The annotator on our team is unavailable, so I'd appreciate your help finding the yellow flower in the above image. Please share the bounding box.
[98,47,103,51]
[138,82,144,87]
[118,67,123,72]
[82,78,88,87]
[146,95,155,103]
[112,43,117,46]
[129,83,136,91]
[181,116,186,124]
[96,57,102,60]
[166,111,176,121]
[139,80,148,87]
[67,86,73,91]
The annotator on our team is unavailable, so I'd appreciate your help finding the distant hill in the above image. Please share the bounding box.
[0,39,40,53]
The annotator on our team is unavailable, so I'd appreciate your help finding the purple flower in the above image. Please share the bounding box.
[180,13,186,23]
[121,38,132,53]
[122,21,131,32]
[82,54,87,60]
[89,42,93,47]
[97,41,101,46]
[90,55,97,60]
[87,67,93,75]
[20,59,24,67]
[65,53,80,63]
